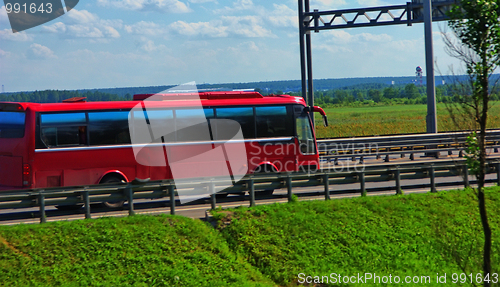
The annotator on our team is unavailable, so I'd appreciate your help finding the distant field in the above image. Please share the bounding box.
[315,103,500,138]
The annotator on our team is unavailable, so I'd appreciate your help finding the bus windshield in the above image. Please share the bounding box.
[0,111,25,138]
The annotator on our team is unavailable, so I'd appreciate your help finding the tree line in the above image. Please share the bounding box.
[2,82,500,106]
[294,83,500,107]
[0,90,131,103]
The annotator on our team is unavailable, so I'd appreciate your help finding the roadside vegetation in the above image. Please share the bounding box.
[315,103,500,138]
[0,216,271,286]
[0,187,498,286]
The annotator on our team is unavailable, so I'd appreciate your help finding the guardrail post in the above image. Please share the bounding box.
[83,187,91,219]
[395,168,402,195]
[323,173,330,200]
[360,172,366,196]
[496,162,500,186]
[249,179,255,207]
[126,184,135,216]
[463,165,470,188]
[429,165,436,193]
[169,185,175,215]
[210,181,216,210]
[38,192,46,224]
[286,174,293,202]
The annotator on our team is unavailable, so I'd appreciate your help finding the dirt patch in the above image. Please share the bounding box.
[0,235,31,259]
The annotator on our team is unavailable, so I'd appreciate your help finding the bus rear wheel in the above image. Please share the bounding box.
[255,165,276,197]
[100,175,126,209]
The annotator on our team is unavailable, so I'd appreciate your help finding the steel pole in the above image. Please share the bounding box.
[424,0,437,133]
[305,0,314,126]
[298,0,307,101]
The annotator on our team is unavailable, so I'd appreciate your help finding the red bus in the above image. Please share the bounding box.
[0,91,327,205]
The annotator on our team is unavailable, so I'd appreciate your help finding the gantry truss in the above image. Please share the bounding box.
[302,1,457,32]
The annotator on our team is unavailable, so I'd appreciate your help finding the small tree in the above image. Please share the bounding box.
[443,1,500,284]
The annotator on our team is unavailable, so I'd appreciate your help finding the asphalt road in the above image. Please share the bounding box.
[0,150,497,225]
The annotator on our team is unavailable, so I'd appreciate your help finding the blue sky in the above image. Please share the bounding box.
[0,0,461,92]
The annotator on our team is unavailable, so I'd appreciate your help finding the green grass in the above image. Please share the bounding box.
[0,215,272,286]
[0,188,499,286]
[214,187,500,286]
[315,103,500,138]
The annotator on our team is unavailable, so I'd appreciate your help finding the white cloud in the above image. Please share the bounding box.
[188,0,215,3]
[42,10,121,39]
[169,16,274,38]
[141,39,167,52]
[26,43,57,60]
[43,22,67,33]
[0,48,10,58]
[358,32,392,42]
[97,0,191,13]
[222,16,274,37]
[0,6,10,25]
[234,41,259,52]
[124,21,167,36]
[214,0,254,14]
[266,4,297,28]
[169,20,227,37]
[233,0,253,10]
[357,0,389,6]
[310,0,346,10]
[65,9,99,24]
[0,29,33,41]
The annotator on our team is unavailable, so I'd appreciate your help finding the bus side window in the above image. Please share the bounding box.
[88,111,130,145]
[78,126,87,145]
[214,107,255,140]
[40,112,87,147]
[41,127,57,147]
[255,106,293,138]
[175,108,212,142]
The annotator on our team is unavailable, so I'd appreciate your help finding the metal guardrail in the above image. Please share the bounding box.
[318,129,500,163]
[1,157,499,224]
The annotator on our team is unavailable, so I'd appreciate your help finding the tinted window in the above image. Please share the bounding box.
[256,106,293,138]
[215,107,254,139]
[41,113,86,126]
[176,108,212,142]
[132,109,175,142]
[41,126,82,147]
[0,111,25,138]
[89,111,130,145]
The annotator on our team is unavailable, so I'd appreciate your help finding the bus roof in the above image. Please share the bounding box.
[0,93,306,112]
[133,91,264,101]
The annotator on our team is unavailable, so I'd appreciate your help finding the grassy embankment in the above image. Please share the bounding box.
[315,103,500,138]
[0,187,499,286]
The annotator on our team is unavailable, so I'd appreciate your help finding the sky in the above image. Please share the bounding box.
[0,0,462,92]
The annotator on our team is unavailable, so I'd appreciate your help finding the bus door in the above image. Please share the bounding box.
[0,104,27,190]
[294,105,327,172]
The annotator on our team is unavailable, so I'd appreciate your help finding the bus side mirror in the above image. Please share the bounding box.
[312,106,328,127]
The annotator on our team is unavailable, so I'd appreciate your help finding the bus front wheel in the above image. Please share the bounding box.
[255,165,276,197]
[100,175,126,209]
